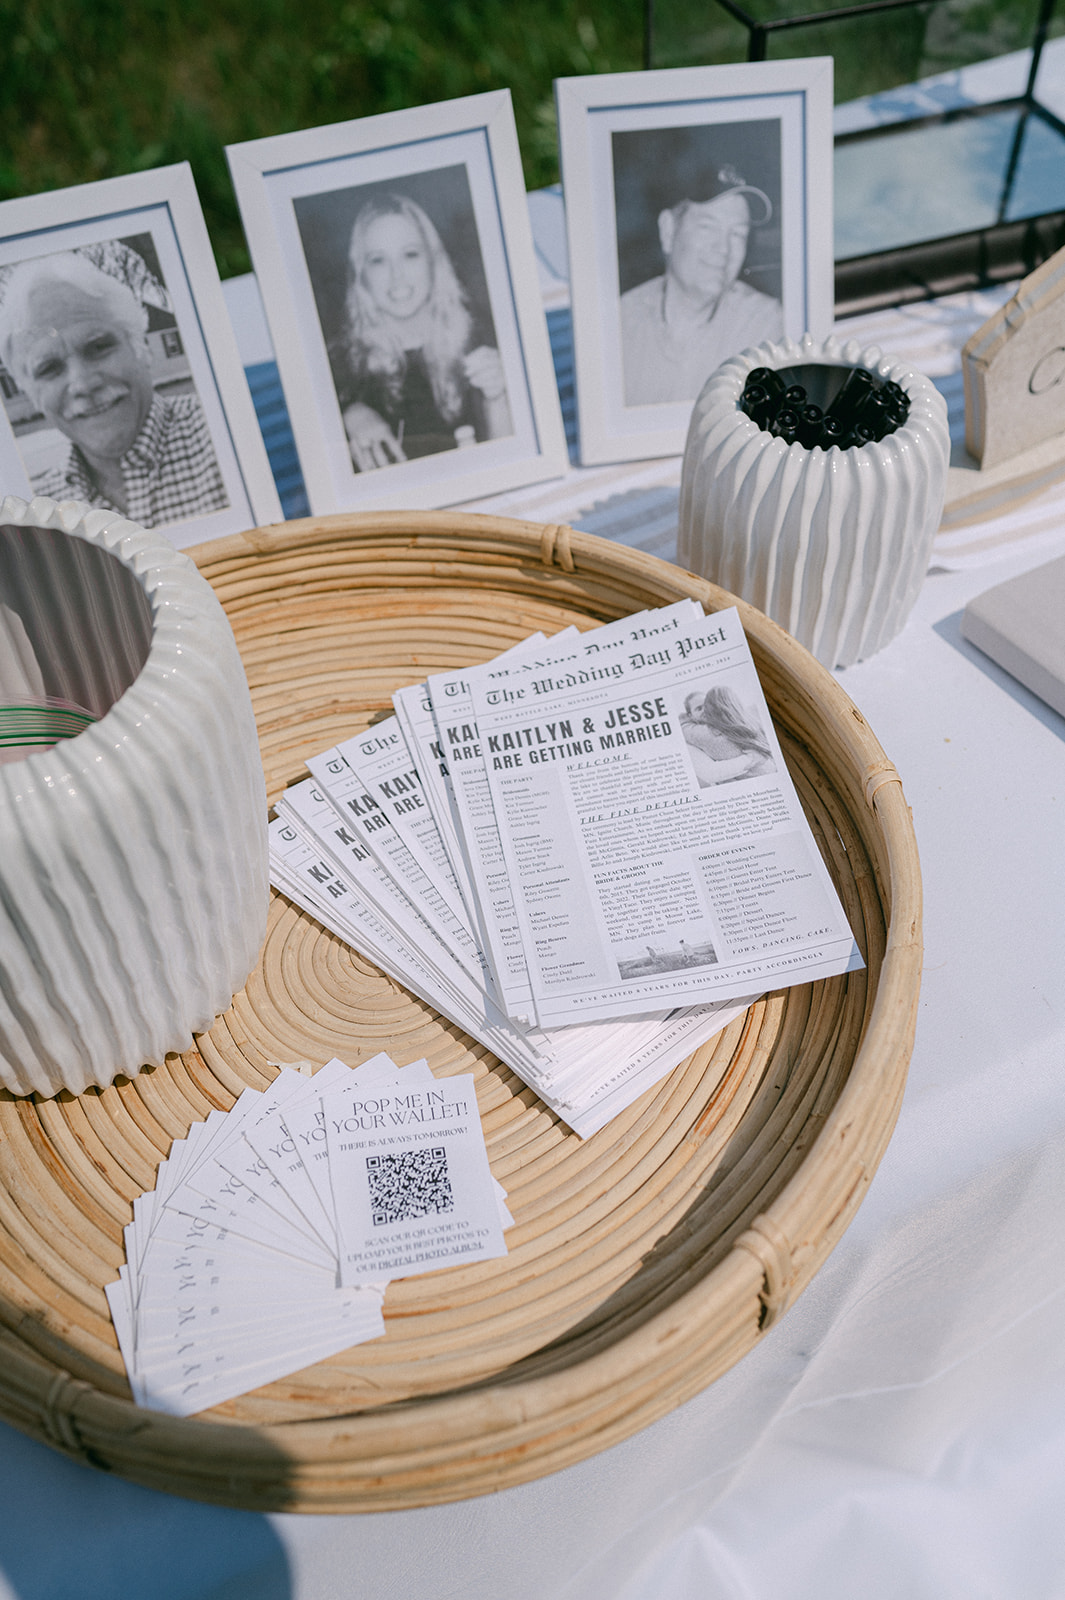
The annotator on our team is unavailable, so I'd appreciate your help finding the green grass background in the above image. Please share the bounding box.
[0,0,1057,278]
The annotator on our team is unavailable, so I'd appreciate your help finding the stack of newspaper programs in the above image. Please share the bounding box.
[270,601,863,1139]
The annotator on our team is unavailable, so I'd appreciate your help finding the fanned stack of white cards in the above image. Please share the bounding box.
[107,1053,510,1415]
[270,601,862,1138]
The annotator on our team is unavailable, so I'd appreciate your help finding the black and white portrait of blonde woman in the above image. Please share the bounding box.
[0,237,228,527]
[295,170,513,473]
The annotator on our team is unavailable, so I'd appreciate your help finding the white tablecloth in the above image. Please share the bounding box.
[3,274,1065,1599]
[3,492,1063,1600]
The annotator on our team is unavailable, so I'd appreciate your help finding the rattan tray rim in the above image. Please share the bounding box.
[0,509,921,1512]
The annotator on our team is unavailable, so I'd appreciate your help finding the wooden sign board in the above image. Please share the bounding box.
[963,244,1065,470]
[941,244,1065,528]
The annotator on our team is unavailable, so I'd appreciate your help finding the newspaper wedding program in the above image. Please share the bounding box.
[266,601,861,1135]
[469,605,861,1027]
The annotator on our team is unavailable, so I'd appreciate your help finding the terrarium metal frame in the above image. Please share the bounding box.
[644,0,1065,313]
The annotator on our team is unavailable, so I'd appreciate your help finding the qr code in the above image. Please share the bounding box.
[367,1147,454,1227]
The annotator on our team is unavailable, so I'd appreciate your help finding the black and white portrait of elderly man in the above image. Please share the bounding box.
[613,123,785,408]
[0,240,228,527]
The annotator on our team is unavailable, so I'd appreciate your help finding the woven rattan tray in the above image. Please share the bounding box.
[0,510,921,1511]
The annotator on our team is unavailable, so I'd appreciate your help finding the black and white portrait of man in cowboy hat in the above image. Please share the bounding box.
[614,122,784,408]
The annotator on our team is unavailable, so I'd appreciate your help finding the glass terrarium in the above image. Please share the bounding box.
[645,0,1065,310]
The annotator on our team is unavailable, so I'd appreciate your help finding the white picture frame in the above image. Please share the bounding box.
[0,164,281,550]
[226,91,568,515]
[556,59,835,466]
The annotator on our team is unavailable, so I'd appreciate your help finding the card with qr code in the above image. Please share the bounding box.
[322,1071,507,1284]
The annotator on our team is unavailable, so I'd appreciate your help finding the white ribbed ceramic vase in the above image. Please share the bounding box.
[0,496,269,1096]
[678,334,950,668]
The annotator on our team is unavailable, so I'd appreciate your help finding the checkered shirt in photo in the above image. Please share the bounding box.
[31,392,230,529]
